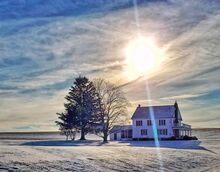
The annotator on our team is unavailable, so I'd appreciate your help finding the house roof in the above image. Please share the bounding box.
[110,125,132,133]
[131,104,182,120]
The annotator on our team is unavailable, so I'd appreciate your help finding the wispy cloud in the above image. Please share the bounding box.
[0,0,220,130]
[160,93,208,100]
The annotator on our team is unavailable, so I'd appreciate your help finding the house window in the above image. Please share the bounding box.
[136,120,142,126]
[128,129,132,138]
[121,129,132,138]
[147,120,152,126]
[157,129,167,135]
[141,129,147,135]
[121,130,125,138]
[159,120,166,126]
[164,129,167,135]
[158,129,161,135]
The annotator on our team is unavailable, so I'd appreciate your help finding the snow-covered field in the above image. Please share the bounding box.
[0,129,220,172]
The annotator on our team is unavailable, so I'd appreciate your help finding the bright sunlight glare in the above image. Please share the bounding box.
[124,36,165,80]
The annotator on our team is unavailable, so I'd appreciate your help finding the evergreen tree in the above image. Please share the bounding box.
[55,109,77,140]
[59,76,99,140]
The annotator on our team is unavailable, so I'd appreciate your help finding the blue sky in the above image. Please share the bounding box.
[0,0,220,131]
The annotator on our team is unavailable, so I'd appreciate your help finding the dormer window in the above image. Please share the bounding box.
[136,120,142,126]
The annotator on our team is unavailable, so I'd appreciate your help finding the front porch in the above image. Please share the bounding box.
[173,123,192,138]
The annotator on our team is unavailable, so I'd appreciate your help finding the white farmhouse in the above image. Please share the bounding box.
[110,102,192,141]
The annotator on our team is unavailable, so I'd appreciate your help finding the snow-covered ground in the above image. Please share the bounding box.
[0,129,220,171]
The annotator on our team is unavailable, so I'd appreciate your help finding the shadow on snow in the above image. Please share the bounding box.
[21,139,105,147]
[21,139,215,153]
[121,140,216,154]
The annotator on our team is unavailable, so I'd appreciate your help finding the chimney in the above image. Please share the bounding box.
[174,100,178,106]
[138,104,141,108]
[174,100,178,123]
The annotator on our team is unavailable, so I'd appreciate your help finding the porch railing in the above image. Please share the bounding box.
[173,123,191,129]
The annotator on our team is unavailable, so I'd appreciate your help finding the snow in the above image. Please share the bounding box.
[0,129,220,171]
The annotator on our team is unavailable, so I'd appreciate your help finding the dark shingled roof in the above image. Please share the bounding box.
[131,105,182,120]
[110,125,132,133]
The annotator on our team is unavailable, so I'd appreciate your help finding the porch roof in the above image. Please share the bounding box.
[110,125,132,133]
[173,123,191,130]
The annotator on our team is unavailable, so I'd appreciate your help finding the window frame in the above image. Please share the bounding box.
[141,129,147,136]
[136,120,142,126]
[147,120,152,126]
[159,119,166,126]
[121,129,133,138]
[157,129,168,135]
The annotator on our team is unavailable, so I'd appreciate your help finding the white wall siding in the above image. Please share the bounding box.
[132,118,175,139]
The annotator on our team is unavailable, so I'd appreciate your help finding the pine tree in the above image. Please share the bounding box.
[55,110,77,140]
[62,76,99,140]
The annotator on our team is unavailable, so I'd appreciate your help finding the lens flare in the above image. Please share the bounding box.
[145,80,164,172]
[131,1,165,171]
[124,36,165,80]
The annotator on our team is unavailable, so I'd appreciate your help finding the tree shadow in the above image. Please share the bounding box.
[21,139,216,154]
[21,139,105,147]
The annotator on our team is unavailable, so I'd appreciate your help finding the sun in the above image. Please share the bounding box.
[124,36,165,80]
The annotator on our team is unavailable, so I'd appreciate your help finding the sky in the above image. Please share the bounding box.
[0,0,220,131]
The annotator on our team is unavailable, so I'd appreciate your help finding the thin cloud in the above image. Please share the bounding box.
[160,93,208,100]
[0,0,220,130]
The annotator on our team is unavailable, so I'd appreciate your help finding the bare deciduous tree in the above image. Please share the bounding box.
[93,79,129,143]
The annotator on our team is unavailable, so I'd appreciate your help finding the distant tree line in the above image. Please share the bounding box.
[55,76,129,143]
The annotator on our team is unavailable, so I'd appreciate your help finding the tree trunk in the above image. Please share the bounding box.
[80,127,86,140]
[103,131,108,143]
